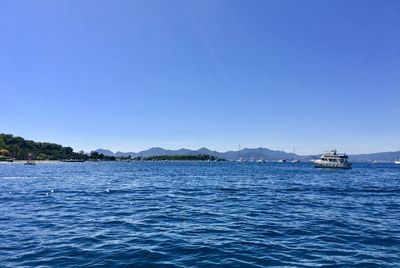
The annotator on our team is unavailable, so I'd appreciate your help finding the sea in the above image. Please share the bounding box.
[0,162,399,267]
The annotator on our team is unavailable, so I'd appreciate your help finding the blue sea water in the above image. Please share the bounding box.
[0,162,399,267]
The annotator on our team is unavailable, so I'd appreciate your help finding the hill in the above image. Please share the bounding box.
[0,133,114,161]
[97,147,298,161]
[350,151,400,162]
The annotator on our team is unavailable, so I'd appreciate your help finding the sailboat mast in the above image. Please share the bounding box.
[293,146,295,161]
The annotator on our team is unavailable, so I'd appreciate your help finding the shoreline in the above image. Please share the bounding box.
[1,160,63,164]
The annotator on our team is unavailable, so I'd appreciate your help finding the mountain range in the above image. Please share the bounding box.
[95,147,400,162]
[3,132,398,162]
[96,147,298,161]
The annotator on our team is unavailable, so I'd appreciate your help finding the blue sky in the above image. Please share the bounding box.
[1,0,399,154]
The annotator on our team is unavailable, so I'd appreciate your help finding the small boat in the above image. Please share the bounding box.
[395,160,400,165]
[278,159,287,163]
[291,146,300,163]
[61,159,85,162]
[314,149,351,169]
[24,160,36,165]
[256,146,266,163]
[237,143,246,162]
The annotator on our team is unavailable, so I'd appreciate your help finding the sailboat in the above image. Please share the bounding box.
[24,153,36,165]
[256,146,266,163]
[277,147,287,163]
[237,143,245,162]
[395,145,400,164]
[291,146,300,163]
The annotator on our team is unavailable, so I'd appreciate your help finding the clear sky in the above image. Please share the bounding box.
[1,0,399,154]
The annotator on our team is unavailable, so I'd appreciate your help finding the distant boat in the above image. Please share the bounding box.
[237,143,246,162]
[24,153,36,165]
[278,159,287,163]
[62,159,85,162]
[291,146,300,163]
[256,146,265,163]
[313,149,351,169]
[395,160,400,165]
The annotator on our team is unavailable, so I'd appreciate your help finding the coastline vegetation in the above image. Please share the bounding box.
[0,133,222,162]
[0,133,115,161]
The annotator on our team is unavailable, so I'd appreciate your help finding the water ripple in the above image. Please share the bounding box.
[1,162,399,267]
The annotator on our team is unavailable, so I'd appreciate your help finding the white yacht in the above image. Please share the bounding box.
[395,160,400,165]
[314,149,351,169]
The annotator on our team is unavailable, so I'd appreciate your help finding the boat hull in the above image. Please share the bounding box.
[313,160,352,169]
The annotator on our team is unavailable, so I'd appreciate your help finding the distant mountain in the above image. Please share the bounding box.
[95,149,115,156]
[221,148,297,161]
[96,147,298,161]
[111,147,219,158]
[137,147,210,158]
[350,151,400,162]
[95,147,400,162]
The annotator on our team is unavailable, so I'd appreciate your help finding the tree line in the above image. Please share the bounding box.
[0,133,115,160]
